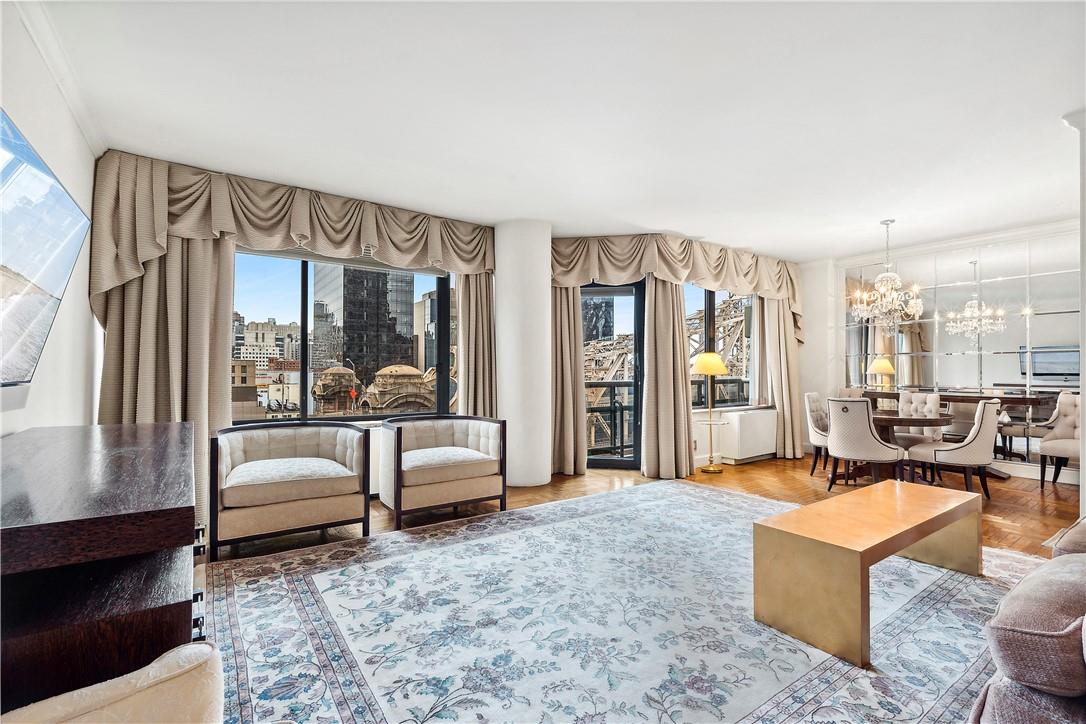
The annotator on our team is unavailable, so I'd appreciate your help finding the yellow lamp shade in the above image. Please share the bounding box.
[868,356,895,375]
[691,351,729,376]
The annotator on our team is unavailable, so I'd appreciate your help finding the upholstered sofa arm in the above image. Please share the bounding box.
[5,642,224,723]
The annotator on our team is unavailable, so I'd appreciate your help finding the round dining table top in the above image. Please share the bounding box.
[870,410,954,427]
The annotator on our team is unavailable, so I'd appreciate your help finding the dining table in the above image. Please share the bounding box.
[870,409,954,445]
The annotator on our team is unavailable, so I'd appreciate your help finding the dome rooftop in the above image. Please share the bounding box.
[377,364,422,376]
[320,366,357,376]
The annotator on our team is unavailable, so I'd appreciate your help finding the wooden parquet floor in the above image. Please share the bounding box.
[216,455,1080,561]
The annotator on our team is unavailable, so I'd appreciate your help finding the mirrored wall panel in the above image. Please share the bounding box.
[842,233,1080,468]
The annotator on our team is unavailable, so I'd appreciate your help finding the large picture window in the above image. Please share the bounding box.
[684,283,754,408]
[231,252,454,423]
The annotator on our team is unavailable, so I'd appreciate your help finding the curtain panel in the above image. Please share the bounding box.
[90,150,496,523]
[762,297,804,459]
[551,234,803,341]
[643,275,694,479]
[456,272,497,417]
[552,286,587,475]
[89,150,495,322]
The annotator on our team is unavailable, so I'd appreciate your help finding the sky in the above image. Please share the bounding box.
[233,251,704,329]
[1,112,90,297]
[234,252,438,324]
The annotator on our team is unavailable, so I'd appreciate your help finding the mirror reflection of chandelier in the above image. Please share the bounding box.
[849,219,924,336]
[944,261,1006,339]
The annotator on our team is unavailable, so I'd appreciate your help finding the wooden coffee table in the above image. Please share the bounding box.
[753,480,982,667]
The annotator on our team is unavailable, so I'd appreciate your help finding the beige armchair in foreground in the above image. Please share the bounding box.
[381,415,506,530]
[4,642,223,723]
[210,421,370,561]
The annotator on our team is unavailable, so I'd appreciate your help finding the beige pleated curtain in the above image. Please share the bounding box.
[456,272,497,417]
[90,150,496,523]
[643,274,695,478]
[552,286,587,474]
[551,234,805,477]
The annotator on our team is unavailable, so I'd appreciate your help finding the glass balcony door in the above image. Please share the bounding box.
[582,281,644,469]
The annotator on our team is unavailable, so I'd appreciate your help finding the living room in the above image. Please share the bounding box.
[1,2,1084,722]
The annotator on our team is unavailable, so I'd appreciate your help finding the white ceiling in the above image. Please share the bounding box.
[37,1,1085,262]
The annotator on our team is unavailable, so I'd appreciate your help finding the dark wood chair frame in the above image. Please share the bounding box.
[1039,454,1072,489]
[383,414,507,530]
[208,421,370,562]
[808,445,830,476]
[904,412,995,499]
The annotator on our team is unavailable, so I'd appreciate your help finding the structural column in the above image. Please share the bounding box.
[494,220,553,486]
[1062,108,1085,517]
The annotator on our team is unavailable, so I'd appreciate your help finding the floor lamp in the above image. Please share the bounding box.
[691,351,730,474]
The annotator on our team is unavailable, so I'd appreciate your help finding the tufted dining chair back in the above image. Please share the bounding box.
[1045,392,1080,443]
[932,399,1002,467]
[827,396,903,464]
[804,392,829,447]
[897,392,942,438]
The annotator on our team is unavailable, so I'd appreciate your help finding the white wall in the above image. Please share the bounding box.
[796,259,840,449]
[1,5,100,435]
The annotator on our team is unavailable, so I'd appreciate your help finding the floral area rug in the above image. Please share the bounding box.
[206,481,1041,723]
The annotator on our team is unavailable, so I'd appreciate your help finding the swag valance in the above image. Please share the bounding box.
[89,150,494,322]
[551,234,803,339]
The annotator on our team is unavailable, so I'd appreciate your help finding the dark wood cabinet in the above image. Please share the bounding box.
[1,423,195,712]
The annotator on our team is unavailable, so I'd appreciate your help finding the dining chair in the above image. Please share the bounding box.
[906,399,1001,499]
[804,392,830,476]
[895,392,942,450]
[826,397,905,491]
[1000,391,1067,464]
[942,400,979,443]
[1039,392,1080,489]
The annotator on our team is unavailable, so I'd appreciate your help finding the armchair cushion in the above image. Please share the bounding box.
[401,446,500,487]
[969,671,1086,724]
[222,457,358,507]
[985,553,1086,697]
[4,642,223,723]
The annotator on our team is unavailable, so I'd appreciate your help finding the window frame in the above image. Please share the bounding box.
[231,253,453,425]
[695,288,757,410]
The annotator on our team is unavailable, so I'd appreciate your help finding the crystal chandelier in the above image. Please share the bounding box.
[943,261,1006,339]
[850,219,924,335]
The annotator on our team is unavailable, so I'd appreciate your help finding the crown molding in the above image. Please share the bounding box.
[834,218,1080,269]
[14,1,106,155]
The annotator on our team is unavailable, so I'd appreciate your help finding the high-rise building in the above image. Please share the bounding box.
[582,297,615,341]
[232,311,245,360]
[413,287,458,372]
[243,318,301,362]
[311,263,414,390]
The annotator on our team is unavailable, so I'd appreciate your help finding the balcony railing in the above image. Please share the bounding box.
[586,380,636,459]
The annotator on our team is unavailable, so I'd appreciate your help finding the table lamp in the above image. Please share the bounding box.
[869,355,895,390]
[691,351,729,474]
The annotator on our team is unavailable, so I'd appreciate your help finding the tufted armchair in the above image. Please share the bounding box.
[381,415,506,529]
[1039,393,1080,488]
[210,421,369,561]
